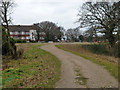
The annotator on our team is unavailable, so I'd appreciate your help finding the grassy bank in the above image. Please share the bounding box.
[2,43,61,88]
[56,44,118,81]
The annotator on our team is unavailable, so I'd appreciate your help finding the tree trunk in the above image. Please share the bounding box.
[107,33,115,48]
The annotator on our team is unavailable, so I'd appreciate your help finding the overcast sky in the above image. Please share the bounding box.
[12,0,86,30]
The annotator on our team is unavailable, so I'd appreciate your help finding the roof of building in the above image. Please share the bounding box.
[7,25,38,32]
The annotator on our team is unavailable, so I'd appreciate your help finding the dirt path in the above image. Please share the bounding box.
[40,44,118,88]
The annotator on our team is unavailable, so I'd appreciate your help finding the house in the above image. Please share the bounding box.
[7,25,46,42]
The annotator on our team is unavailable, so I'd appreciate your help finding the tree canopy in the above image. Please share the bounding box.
[77,2,120,47]
[37,21,64,42]
[0,0,15,35]
[66,28,81,42]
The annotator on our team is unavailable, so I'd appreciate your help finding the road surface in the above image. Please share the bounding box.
[40,44,118,88]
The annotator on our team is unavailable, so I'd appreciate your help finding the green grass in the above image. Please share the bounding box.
[2,44,61,88]
[56,44,119,81]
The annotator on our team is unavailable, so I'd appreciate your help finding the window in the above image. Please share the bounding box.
[26,36,30,39]
[40,37,42,39]
[21,32,25,35]
[42,37,44,40]
[15,31,18,35]
[21,37,25,39]
[42,32,45,35]
[10,32,13,35]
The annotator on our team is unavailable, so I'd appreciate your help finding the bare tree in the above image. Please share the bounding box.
[77,2,119,47]
[1,0,17,59]
[66,28,73,41]
[83,26,98,42]
[66,28,81,42]
[0,0,15,36]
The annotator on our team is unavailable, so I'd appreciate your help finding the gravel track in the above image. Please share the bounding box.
[40,44,118,88]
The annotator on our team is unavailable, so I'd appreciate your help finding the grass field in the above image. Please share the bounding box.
[2,43,61,88]
[56,44,119,81]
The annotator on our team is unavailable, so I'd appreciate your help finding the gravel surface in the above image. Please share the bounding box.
[40,44,118,88]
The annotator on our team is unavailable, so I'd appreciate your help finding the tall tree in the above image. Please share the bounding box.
[77,2,119,48]
[66,28,80,42]
[1,0,17,59]
[0,0,15,36]
[38,21,64,42]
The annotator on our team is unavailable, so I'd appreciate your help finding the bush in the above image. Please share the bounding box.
[15,39,26,43]
[82,44,109,55]
[2,26,24,60]
[82,43,120,58]
[29,40,37,43]
[2,27,17,58]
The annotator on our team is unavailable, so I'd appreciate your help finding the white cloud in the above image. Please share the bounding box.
[12,0,84,30]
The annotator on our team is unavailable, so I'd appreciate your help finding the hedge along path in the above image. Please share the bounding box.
[40,43,118,88]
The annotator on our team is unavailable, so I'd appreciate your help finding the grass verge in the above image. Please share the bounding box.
[2,43,61,88]
[55,44,119,81]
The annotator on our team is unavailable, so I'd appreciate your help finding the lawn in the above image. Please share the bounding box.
[2,43,61,88]
[56,44,119,81]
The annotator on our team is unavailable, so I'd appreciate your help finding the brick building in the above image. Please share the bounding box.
[7,25,46,42]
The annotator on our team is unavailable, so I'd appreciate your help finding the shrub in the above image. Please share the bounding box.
[82,43,120,58]
[2,27,24,60]
[2,27,17,59]
[15,39,26,43]
[82,44,109,55]
[29,40,37,43]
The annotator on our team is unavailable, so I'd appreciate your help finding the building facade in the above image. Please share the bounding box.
[8,25,46,42]
[39,32,46,42]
